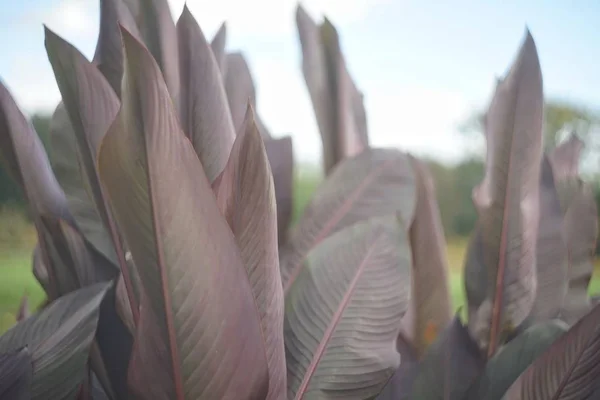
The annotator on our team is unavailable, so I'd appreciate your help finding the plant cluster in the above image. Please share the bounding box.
[0,0,599,399]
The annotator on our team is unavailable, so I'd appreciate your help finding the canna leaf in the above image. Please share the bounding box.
[93,0,142,97]
[0,347,32,400]
[548,133,584,183]
[469,31,544,357]
[176,6,236,183]
[284,217,411,399]
[375,333,419,400]
[279,148,416,294]
[410,315,485,400]
[32,245,51,296]
[527,157,568,324]
[296,6,369,174]
[404,156,452,355]
[210,22,227,74]
[264,136,294,244]
[0,283,109,400]
[559,181,598,325]
[212,105,286,400]
[467,319,567,400]
[98,27,268,400]
[16,296,30,322]
[222,52,272,139]
[504,304,600,399]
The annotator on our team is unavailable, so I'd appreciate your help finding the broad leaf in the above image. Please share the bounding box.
[176,6,236,183]
[375,333,419,400]
[284,217,411,399]
[212,106,286,400]
[469,31,543,356]
[296,6,369,174]
[467,319,567,400]
[279,148,416,294]
[222,52,272,139]
[504,304,600,399]
[410,315,484,400]
[98,28,268,399]
[527,157,567,324]
[210,22,227,73]
[560,181,598,325]
[404,156,452,355]
[0,283,109,400]
[264,136,294,244]
[0,347,32,400]
[93,0,141,97]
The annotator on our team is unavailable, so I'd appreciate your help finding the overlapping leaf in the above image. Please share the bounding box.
[284,217,411,399]
[279,148,416,294]
[527,157,567,324]
[212,106,286,400]
[375,333,418,400]
[98,28,268,399]
[210,22,227,73]
[466,319,567,399]
[0,347,32,400]
[296,5,369,174]
[404,156,452,355]
[0,283,109,400]
[264,136,294,244]
[468,31,543,356]
[409,316,484,400]
[548,133,584,183]
[176,6,236,183]
[504,304,600,399]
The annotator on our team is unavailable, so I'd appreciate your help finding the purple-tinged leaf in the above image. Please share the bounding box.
[210,22,227,74]
[93,0,141,97]
[264,136,294,244]
[404,156,452,355]
[45,28,138,320]
[285,217,411,399]
[98,27,268,399]
[32,245,51,296]
[560,181,598,325]
[375,333,418,400]
[0,283,109,400]
[548,133,584,183]
[176,6,236,183]
[0,347,32,400]
[222,52,272,139]
[467,319,567,400]
[212,105,286,400]
[279,148,416,294]
[504,304,600,399]
[296,6,369,174]
[527,157,568,324]
[469,31,543,357]
[409,315,484,400]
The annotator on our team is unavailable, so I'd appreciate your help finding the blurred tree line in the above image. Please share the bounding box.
[1,101,599,245]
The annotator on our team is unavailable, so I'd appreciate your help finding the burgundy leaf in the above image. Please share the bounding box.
[0,347,32,400]
[264,136,294,244]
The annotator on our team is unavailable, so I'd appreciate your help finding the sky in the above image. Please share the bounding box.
[0,0,599,166]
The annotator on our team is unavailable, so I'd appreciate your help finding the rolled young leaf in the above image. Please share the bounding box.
[279,148,416,294]
[404,156,452,355]
[0,347,32,400]
[98,27,268,399]
[548,133,584,183]
[504,304,600,399]
[409,315,485,400]
[264,136,294,244]
[469,31,544,357]
[0,283,110,400]
[210,22,227,74]
[284,216,412,399]
[296,6,369,175]
[15,296,30,322]
[211,105,286,400]
[93,0,141,97]
[176,6,236,183]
